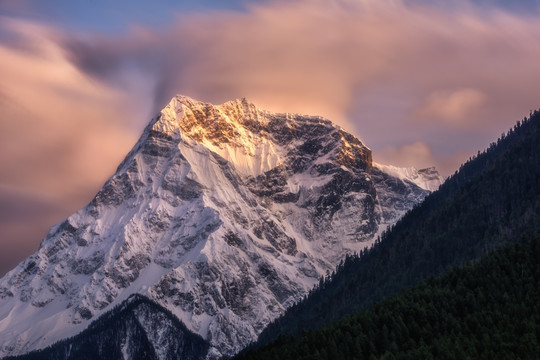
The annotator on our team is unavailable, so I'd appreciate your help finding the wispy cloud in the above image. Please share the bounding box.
[0,17,142,194]
[0,17,144,274]
[375,141,437,169]
[415,88,488,127]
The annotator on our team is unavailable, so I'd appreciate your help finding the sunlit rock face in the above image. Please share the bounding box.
[0,95,439,358]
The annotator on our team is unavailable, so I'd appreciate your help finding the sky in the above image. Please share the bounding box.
[1,0,540,276]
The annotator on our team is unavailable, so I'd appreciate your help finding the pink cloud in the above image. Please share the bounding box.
[0,18,143,196]
[0,18,145,274]
[58,1,540,146]
[415,88,488,127]
[2,0,540,273]
[374,141,436,169]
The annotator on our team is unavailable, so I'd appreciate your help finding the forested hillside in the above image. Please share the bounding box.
[237,236,540,360]
[249,111,540,350]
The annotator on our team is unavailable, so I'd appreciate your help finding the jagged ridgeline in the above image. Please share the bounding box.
[237,237,540,360]
[246,111,540,352]
[5,295,209,360]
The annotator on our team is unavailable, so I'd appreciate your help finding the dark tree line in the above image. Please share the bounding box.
[237,236,540,360]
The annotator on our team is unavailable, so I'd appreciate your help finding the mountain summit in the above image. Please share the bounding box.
[0,95,439,358]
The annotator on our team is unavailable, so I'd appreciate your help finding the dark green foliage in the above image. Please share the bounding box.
[251,111,540,349]
[6,294,209,360]
[237,237,540,360]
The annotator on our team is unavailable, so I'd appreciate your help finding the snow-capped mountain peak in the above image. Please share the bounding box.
[0,95,435,359]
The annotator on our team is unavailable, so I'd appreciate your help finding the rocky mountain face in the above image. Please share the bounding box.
[0,95,441,359]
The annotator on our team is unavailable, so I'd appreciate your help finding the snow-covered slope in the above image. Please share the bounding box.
[0,96,434,359]
[374,163,443,191]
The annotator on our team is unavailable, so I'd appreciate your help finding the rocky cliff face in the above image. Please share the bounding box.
[0,96,439,358]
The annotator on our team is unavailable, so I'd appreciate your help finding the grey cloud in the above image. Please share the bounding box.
[62,39,124,79]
